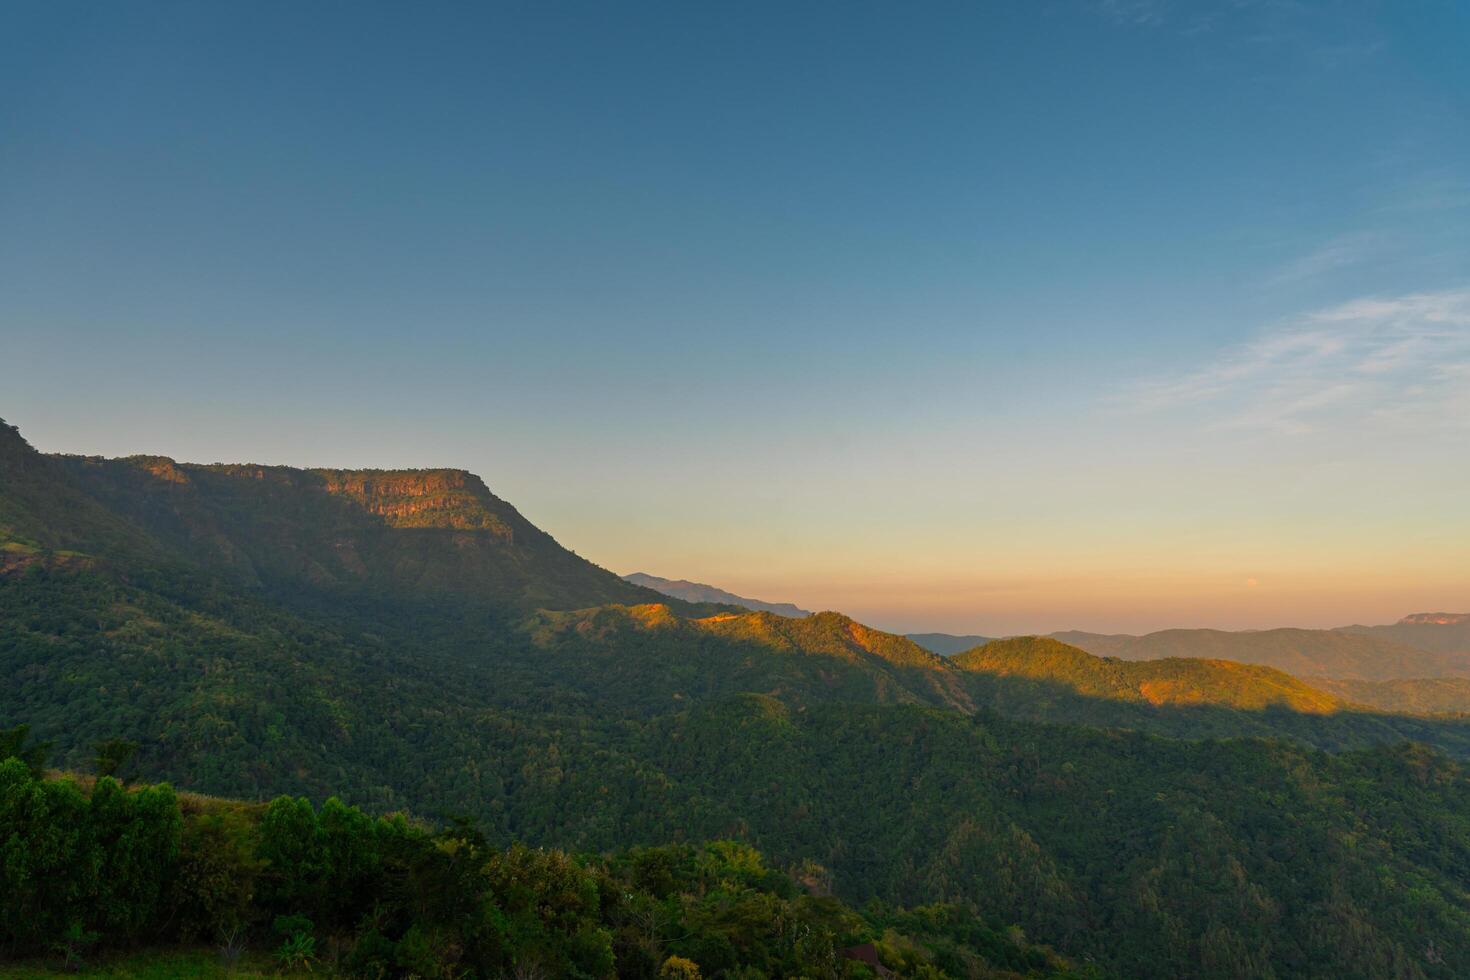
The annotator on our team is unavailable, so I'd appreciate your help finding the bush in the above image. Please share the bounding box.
[660,954,703,979]
[173,809,265,939]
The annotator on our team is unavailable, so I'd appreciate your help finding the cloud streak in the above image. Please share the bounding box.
[1126,288,1470,435]
[1267,231,1387,285]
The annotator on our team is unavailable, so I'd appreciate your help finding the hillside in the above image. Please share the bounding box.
[1338,618,1470,657]
[907,631,994,655]
[0,421,173,572]
[952,636,1342,713]
[623,571,812,617]
[8,415,1470,782]
[11,417,1470,975]
[50,450,668,612]
[1313,677,1470,715]
[20,696,1470,978]
[519,604,975,714]
[1,761,1084,980]
[1052,626,1468,680]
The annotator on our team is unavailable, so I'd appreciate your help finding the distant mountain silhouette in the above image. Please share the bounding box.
[1398,612,1470,625]
[1338,617,1470,657]
[622,572,811,617]
[906,632,994,656]
[1050,626,1470,681]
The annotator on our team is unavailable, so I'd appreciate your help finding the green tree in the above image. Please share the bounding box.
[660,954,702,979]
[94,738,139,783]
[0,723,51,777]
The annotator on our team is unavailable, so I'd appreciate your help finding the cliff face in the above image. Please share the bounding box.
[50,453,661,611]
[313,469,515,534]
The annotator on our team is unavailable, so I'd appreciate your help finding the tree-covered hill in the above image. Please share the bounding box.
[0,421,172,572]
[952,636,1342,713]
[50,447,675,612]
[1,758,1087,978]
[9,416,1470,977]
[1338,619,1470,658]
[1313,677,1470,715]
[9,703,1470,978]
[519,605,975,714]
[1051,626,1469,680]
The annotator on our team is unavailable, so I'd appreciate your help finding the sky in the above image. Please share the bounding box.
[3,1,1467,635]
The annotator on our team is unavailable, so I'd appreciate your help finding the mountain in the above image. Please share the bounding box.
[13,416,1470,976]
[520,604,975,714]
[1398,612,1470,625]
[15,701,1470,979]
[1313,677,1470,715]
[2,762,1086,979]
[622,571,811,617]
[0,421,172,571]
[907,631,994,656]
[1051,626,1469,680]
[952,636,1342,713]
[1338,617,1470,657]
[52,451,670,612]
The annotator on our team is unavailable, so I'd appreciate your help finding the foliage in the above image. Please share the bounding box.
[94,738,139,782]
[9,416,1470,976]
[272,915,317,973]
[1,723,51,777]
[0,762,1084,978]
[48,922,99,973]
[1314,677,1470,715]
[0,760,180,953]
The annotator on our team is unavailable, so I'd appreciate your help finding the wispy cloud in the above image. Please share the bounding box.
[1095,0,1169,27]
[1267,231,1387,285]
[1126,288,1470,435]
[1089,0,1387,55]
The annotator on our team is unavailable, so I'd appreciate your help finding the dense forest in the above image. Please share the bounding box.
[6,417,1470,977]
[0,751,1086,978]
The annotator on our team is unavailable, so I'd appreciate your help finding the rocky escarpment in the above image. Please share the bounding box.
[49,452,664,610]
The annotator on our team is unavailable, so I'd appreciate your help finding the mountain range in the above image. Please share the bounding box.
[621,571,811,617]
[905,631,995,655]
[1051,625,1470,681]
[620,572,1470,684]
[8,415,1470,976]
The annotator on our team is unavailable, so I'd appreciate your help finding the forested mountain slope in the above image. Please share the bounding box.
[9,416,1470,976]
[11,702,1470,978]
[941,635,1470,752]
[520,604,975,714]
[952,636,1341,712]
[52,449,669,611]
[0,422,171,571]
[1338,618,1470,657]
[623,698,1470,979]
[1,759,1086,979]
[8,414,1470,782]
[1052,626,1468,680]
[1313,676,1470,715]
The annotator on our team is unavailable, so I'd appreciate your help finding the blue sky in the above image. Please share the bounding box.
[3,1,1467,633]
